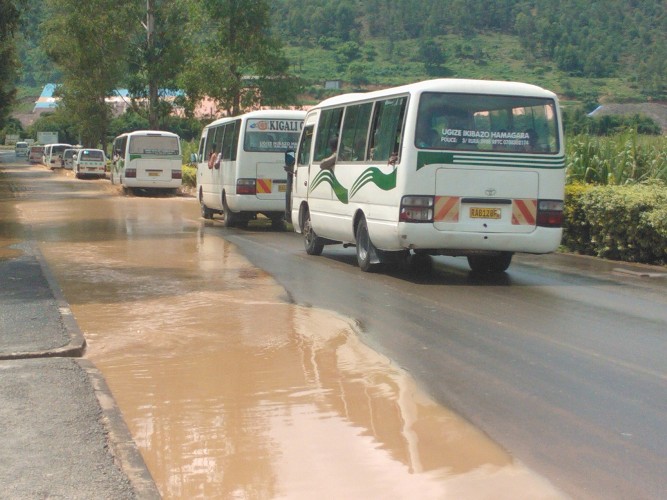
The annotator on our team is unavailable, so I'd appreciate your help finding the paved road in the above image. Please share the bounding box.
[0,150,159,499]
[216,221,667,499]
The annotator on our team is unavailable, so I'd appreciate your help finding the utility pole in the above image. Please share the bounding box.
[143,0,158,129]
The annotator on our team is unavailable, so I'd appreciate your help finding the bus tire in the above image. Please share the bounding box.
[222,194,238,227]
[303,209,324,256]
[467,252,513,273]
[200,190,214,219]
[355,217,380,272]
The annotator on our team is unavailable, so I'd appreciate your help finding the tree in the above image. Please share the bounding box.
[418,39,447,77]
[181,0,300,116]
[41,0,137,147]
[0,0,21,128]
[127,0,189,129]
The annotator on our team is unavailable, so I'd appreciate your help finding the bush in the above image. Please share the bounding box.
[181,165,196,188]
[563,182,667,264]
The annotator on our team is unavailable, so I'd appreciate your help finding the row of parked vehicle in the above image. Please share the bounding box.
[26,143,107,179]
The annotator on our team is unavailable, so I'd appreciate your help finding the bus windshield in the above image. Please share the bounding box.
[416,92,559,154]
[244,118,302,153]
[129,136,180,155]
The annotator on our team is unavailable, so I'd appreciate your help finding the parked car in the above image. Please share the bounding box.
[28,145,45,164]
[14,141,29,157]
[62,148,80,170]
[73,149,106,179]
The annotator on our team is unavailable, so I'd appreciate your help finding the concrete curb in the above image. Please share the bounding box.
[0,242,86,360]
[80,359,162,500]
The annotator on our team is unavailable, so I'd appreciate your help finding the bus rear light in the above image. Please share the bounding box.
[171,169,182,179]
[537,199,563,227]
[125,168,137,178]
[400,195,434,222]
[236,178,256,195]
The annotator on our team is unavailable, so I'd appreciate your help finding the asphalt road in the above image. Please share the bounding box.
[215,221,667,499]
[3,148,666,498]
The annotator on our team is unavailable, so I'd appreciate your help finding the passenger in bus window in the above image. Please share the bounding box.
[416,109,440,148]
[320,136,338,170]
[207,144,217,169]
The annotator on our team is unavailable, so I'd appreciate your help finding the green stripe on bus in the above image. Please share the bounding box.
[417,151,565,170]
[417,152,454,170]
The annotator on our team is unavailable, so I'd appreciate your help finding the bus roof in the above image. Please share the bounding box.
[314,78,558,110]
[114,130,180,139]
[204,109,307,130]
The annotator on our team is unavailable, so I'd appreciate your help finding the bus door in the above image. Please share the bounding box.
[293,121,315,204]
[306,107,344,209]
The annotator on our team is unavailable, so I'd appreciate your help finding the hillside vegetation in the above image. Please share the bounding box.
[270,0,666,104]
[13,0,667,107]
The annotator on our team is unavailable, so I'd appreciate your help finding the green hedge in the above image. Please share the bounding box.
[182,165,196,188]
[563,182,667,265]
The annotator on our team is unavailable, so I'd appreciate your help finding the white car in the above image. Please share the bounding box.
[73,149,106,179]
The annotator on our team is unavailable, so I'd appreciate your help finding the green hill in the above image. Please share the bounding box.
[9,0,667,114]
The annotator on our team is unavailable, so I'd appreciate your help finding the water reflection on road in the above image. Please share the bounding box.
[14,170,563,499]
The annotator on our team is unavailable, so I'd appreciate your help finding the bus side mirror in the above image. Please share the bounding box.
[285,150,295,168]
[190,153,197,163]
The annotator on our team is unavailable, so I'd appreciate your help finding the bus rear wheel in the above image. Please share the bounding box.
[356,217,380,272]
[303,209,324,256]
[467,252,513,273]
[200,191,214,219]
[222,194,239,227]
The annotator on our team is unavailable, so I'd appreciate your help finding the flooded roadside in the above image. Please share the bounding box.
[10,167,565,499]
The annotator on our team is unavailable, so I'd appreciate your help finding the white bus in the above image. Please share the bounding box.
[110,130,182,192]
[73,148,106,179]
[196,109,306,228]
[291,79,565,273]
[43,143,73,168]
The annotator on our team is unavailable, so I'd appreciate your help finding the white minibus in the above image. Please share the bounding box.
[291,78,565,273]
[29,145,44,164]
[73,148,106,179]
[62,148,80,169]
[110,130,182,192]
[196,109,306,228]
[43,143,73,168]
[14,141,29,157]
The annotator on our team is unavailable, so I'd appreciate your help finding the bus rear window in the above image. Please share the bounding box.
[244,119,302,153]
[416,92,559,154]
[81,150,104,160]
[129,136,180,155]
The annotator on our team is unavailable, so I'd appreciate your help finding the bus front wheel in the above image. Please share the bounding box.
[467,252,513,273]
[303,209,324,256]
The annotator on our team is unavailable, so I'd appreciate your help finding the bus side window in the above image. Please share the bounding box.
[369,96,407,162]
[339,102,372,162]
[297,125,314,166]
[229,120,240,161]
[314,108,343,162]
[197,135,206,162]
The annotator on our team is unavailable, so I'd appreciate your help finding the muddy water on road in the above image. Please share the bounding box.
[14,174,564,499]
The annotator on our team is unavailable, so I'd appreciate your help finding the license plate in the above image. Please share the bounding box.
[278,184,287,192]
[470,207,501,219]
[148,172,159,177]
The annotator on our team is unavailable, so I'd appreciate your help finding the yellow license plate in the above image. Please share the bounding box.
[278,184,287,192]
[470,207,501,219]
[148,172,159,177]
